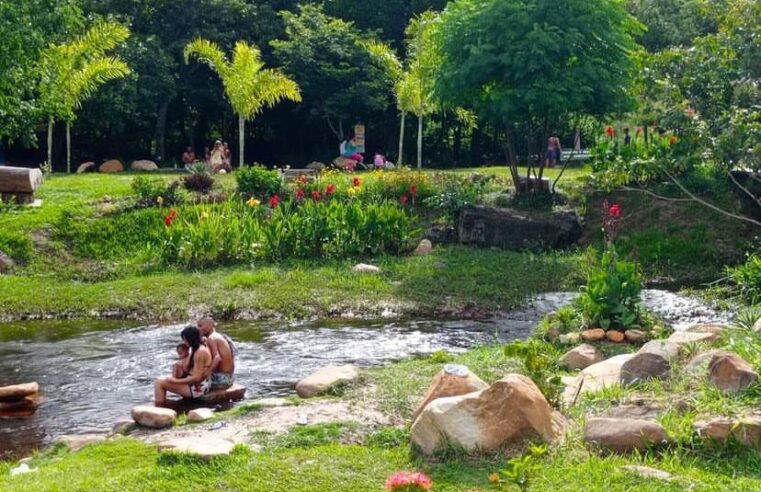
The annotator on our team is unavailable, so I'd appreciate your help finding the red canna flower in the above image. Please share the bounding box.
[385,471,432,491]
[605,126,615,138]
[163,209,177,227]
[269,194,280,208]
[400,193,409,205]
[669,135,678,145]
[312,190,322,201]
[295,188,305,201]
[326,183,336,196]
[609,203,621,218]
[352,177,361,187]
[410,185,417,197]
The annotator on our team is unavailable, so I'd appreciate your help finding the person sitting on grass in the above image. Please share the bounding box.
[172,342,190,379]
[154,326,212,406]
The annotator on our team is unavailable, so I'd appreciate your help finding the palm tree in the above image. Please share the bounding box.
[39,22,131,172]
[184,39,301,167]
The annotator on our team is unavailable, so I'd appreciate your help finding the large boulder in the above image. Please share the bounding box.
[412,364,489,422]
[131,405,177,428]
[295,365,359,398]
[620,340,679,387]
[99,160,124,173]
[410,374,559,455]
[708,353,758,393]
[130,160,159,171]
[683,350,732,376]
[695,416,761,448]
[559,344,605,370]
[584,418,671,453]
[76,162,96,173]
[562,354,634,406]
[457,205,582,251]
[0,251,15,273]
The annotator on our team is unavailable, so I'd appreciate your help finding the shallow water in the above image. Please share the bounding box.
[0,290,728,459]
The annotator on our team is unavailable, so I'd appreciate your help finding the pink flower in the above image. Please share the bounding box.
[385,471,432,492]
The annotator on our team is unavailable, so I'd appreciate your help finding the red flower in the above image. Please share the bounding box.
[295,188,305,201]
[163,209,177,227]
[312,190,322,201]
[400,194,409,205]
[326,183,336,196]
[352,177,361,187]
[410,185,417,197]
[605,126,615,138]
[385,471,432,491]
[269,194,280,208]
[669,135,678,145]
[609,203,621,218]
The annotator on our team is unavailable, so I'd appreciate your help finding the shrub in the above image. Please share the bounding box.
[423,173,480,224]
[728,254,761,304]
[182,163,215,194]
[0,231,34,262]
[131,176,182,207]
[236,164,282,199]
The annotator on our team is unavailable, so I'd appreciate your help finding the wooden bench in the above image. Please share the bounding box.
[0,166,43,204]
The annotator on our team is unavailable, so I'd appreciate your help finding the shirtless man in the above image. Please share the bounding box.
[197,318,235,390]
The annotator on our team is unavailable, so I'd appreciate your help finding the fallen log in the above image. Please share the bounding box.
[0,382,40,402]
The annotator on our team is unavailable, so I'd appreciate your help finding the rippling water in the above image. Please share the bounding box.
[0,290,728,458]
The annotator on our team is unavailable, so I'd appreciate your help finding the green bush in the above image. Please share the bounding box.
[728,254,761,304]
[0,231,34,262]
[131,176,183,207]
[236,164,282,199]
[577,249,643,330]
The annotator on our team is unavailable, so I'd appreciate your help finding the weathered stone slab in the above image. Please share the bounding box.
[296,366,359,398]
[412,364,488,422]
[200,384,247,404]
[584,418,671,453]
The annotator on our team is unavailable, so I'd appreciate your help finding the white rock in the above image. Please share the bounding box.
[562,354,635,405]
[351,263,381,274]
[621,465,673,481]
[10,463,36,476]
[187,407,215,423]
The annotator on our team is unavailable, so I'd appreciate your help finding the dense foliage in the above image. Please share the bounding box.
[236,165,283,199]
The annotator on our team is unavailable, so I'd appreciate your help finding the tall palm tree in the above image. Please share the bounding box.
[184,39,301,167]
[39,22,131,172]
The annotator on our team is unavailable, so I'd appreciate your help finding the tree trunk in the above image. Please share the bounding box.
[47,117,54,170]
[155,100,169,163]
[417,114,423,170]
[238,116,245,168]
[66,122,71,174]
[398,111,406,166]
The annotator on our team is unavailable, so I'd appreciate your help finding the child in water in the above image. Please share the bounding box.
[172,342,190,378]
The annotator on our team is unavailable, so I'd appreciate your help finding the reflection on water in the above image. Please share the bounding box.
[0,290,728,459]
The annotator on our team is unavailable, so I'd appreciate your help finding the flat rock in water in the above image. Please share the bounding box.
[621,465,673,481]
[559,344,605,370]
[56,434,106,452]
[296,365,359,398]
[412,364,489,422]
[708,353,758,393]
[131,405,177,428]
[0,382,39,401]
[584,418,671,454]
[187,407,215,423]
[111,418,136,435]
[351,263,380,274]
[157,436,236,458]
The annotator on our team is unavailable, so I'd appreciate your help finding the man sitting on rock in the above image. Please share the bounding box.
[197,318,236,390]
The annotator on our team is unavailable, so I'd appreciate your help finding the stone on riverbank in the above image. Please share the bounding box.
[708,353,758,393]
[187,408,215,423]
[0,382,39,401]
[200,384,247,404]
[412,364,489,422]
[413,239,433,255]
[411,374,558,455]
[131,405,177,428]
[620,341,679,387]
[581,329,606,342]
[56,434,106,452]
[296,365,359,398]
[621,465,673,481]
[584,418,671,454]
[559,344,604,370]
[561,354,634,405]
[606,330,625,343]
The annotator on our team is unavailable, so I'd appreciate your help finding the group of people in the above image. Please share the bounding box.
[153,318,236,406]
[182,141,232,173]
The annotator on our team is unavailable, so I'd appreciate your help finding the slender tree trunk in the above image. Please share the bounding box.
[155,100,169,163]
[417,114,423,170]
[398,112,406,166]
[66,122,71,173]
[47,117,54,170]
[238,116,245,167]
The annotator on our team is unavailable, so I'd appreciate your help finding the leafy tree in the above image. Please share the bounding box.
[272,4,394,143]
[626,0,720,52]
[0,0,81,145]
[433,0,641,192]
[39,22,131,172]
[184,39,301,166]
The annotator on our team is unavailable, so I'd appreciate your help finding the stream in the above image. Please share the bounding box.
[0,290,729,459]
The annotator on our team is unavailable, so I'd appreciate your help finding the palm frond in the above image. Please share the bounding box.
[364,41,403,81]
[67,57,131,112]
[184,38,229,78]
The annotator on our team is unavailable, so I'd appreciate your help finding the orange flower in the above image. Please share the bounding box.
[488,472,500,483]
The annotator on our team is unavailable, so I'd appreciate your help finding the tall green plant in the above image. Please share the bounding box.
[39,21,131,172]
[184,39,301,167]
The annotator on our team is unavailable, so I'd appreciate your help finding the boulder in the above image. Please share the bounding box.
[56,434,106,452]
[606,330,625,343]
[295,365,359,398]
[695,416,761,448]
[624,329,646,343]
[581,329,606,342]
[131,405,177,429]
[130,160,159,171]
[708,353,758,393]
[457,205,582,251]
[621,465,673,481]
[200,384,247,405]
[684,350,731,376]
[584,418,671,453]
[411,374,558,455]
[76,162,96,173]
[99,160,124,173]
[411,364,489,422]
[559,344,605,370]
[639,340,680,360]
[619,341,679,387]
[351,263,381,274]
[187,407,215,423]
[157,436,235,458]
[668,330,720,346]
[0,251,15,273]
[562,354,635,406]
[0,382,39,402]
[413,239,433,256]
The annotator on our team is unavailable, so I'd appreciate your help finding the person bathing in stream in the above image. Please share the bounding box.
[197,318,236,390]
[154,326,212,406]
[172,342,190,379]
